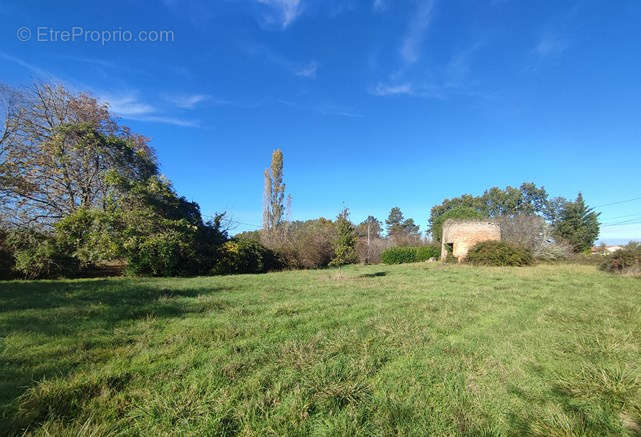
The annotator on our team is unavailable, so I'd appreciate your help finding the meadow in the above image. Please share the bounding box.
[1,263,640,436]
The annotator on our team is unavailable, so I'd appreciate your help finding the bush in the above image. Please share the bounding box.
[124,231,193,277]
[8,231,80,279]
[599,248,641,274]
[415,245,441,261]
[212,238,281,275]
[466,241,533,266]
[381,245,441,265]
[262,219,336,269]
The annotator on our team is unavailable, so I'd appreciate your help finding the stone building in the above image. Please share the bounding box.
[440,219,501,262]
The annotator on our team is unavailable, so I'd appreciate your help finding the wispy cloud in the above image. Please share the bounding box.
[242,42,318,79]
[295,61,318,78]
[96,92,200,127]
[535,33,569,57]
[370,82,414,96]
[400,0,435,64]
[373,0,387,12]
[164,93,211,109]
[0,51,55,79]
[257,0,302,29]
[277,99,362,118]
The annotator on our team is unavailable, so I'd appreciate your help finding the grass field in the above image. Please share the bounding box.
[1,263,640,436]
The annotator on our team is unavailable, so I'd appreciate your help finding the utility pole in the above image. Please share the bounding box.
[366,221,371,264]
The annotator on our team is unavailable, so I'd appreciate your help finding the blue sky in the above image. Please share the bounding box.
[2,0,641,243]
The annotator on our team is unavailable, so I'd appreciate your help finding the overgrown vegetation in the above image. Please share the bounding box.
[466,241,534,266]
[1,263,640,435]
[428,184,601,254]
[599,242,641,275]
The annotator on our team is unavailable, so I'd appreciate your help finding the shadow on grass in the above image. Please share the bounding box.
[358,271,388,278]
[0,278,236,431]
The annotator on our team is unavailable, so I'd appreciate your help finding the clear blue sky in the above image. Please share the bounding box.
[2,0,640,243]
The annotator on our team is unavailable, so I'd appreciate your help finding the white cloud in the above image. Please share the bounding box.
[295,61,318,78]
[165,94,210,109]
[371,82,414,96]
[535,33,568,57]
[400,0,435,64]
[257,0,302,29]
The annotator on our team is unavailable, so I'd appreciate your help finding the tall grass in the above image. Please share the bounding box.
[1,263,640,435]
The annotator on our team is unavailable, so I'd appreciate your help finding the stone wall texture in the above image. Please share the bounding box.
[440,220,501,262]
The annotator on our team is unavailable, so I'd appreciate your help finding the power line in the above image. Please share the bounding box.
[601,221,641,228]
[594,196,641,209]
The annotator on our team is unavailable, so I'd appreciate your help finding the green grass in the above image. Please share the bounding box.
[1,263,640,436]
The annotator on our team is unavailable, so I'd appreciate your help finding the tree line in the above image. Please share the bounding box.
[0,81,601,279]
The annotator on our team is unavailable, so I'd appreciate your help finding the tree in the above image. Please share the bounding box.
[330,208,357,266]
[356,216,382,239]
[431,206,485,242]
[428,183,555,238]
[262,149,286,232]
[386,207,420,245]
[0,82,157,228]
[554,193,600,253]
[385,207,405,237]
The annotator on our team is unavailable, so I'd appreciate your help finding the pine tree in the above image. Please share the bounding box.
[385,207,404,237]
[330,208,357,266]
[555,193,600,253]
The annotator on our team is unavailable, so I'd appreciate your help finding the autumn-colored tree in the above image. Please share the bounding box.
[0,82,156,228]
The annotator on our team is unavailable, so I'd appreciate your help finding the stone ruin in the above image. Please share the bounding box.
[440,219,501,262]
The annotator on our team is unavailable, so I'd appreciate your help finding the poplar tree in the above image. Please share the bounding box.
[262,149,286,231]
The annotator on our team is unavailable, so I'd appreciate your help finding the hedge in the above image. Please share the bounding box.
[381,245,441,265]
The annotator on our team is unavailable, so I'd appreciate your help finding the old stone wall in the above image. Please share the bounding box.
[440,220,501,262]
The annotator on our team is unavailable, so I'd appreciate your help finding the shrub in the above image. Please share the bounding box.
[262,219,336,269]
[415,245,441,261]
[599,248,641,274]
[533,240,573,261]
[124,225,198,277]
[381,247,417,264]
[466,241,533,266]
[381,245,441,264]
[212,238,281,275]
[9,231,80,279]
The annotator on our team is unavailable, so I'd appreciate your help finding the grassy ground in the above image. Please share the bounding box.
[1,263,640,436]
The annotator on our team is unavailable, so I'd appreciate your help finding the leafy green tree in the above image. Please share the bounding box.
[429,183,553,238]
[554,193,600,253]
[431,206,485,242]
[330,208,357,267]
